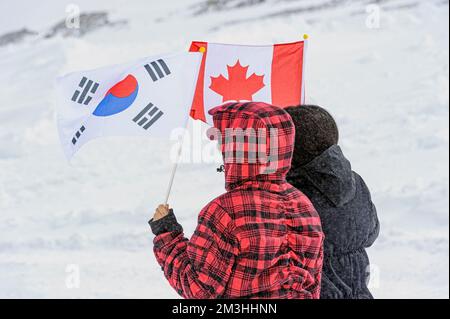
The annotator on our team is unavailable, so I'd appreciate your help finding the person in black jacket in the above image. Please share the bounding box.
[285,105,380,299]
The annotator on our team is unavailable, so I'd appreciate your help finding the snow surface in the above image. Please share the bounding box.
[0,0,448,298]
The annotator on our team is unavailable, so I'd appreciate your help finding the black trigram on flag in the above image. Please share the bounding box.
[133,103,164,130]
[144,59,171,82]
[72,125,86,145]
[71,77,99,105]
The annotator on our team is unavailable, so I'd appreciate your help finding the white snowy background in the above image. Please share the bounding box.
[0,0,448,298]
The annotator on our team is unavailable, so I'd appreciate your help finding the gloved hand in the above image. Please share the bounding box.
[149,204,182,236]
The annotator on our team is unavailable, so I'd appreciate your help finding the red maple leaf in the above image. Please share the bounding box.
[209,60,265,102]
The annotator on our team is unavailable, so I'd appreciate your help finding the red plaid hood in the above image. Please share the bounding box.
[209,102,295,191]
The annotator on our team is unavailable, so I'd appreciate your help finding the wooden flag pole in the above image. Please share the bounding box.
[164,117,189,205]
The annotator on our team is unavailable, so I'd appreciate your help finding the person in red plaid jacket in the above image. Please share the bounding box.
[149,102,324,299]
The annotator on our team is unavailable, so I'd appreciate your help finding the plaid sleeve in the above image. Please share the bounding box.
[152,201,239,299]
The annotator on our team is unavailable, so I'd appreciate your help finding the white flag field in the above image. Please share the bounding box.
[189,40,306,123]
[56,52,202,159]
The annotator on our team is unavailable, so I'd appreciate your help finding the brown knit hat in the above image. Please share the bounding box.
[285,105,339,167]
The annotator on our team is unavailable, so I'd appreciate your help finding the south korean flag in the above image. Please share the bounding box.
[56,52,202,160]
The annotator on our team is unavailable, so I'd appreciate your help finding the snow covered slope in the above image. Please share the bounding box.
[0,0,448,298]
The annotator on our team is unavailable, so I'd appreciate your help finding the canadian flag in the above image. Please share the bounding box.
[189,40,307,123]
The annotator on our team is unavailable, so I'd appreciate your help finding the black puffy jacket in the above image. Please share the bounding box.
[287,145,380,299]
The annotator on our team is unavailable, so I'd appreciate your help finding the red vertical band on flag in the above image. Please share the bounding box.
[189,41,208,122]
[271,41,304,108]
